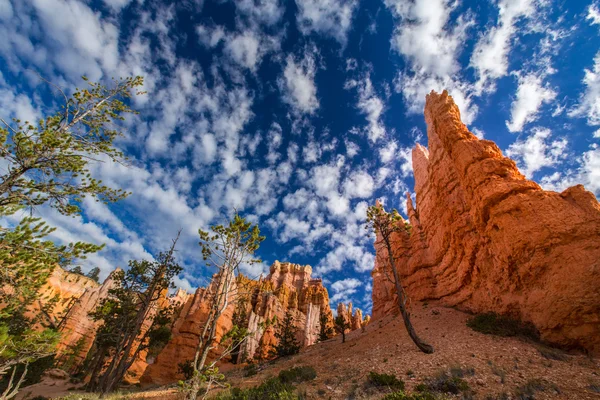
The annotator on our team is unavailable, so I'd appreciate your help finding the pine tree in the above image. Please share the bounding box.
[86,235,182,394]
[69,266,84,275]
[366,204,434,354]
[86,267,101,283]
[318,310,334,342]
[334,314,351,344]
[184,213,264,400]
[272,311,301,357]
[0,75,143,398]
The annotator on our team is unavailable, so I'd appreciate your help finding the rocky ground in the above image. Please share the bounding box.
[17,302,600,399]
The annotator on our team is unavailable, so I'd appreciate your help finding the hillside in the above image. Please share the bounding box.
[17,301,600,399]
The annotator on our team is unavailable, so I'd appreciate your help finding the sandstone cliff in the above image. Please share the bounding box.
[372,90,600,353]
[142,261,333,385]
[54,269,120,373]
[24,266,99,330]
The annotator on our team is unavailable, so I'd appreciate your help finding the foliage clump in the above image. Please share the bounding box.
[215,377,298,400]
[382,391,441,400]
[466,313,539,340]
[278,366,316,384]
[368,371,405,390]
[514,378,559,399]
[317,310,333,342]
[415,368,472,396]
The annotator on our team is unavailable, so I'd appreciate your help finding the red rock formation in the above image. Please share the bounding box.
[337,302,367,331]
[372,90,600,353]
[142,261,333,385]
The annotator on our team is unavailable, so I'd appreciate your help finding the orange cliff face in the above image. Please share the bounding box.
[142,261,333,385]
[372,90,600,354]
[54,269,121,373]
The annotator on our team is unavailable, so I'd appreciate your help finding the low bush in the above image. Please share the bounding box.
[243,363,258,377]
[537,347,568,361]
[382,391,440,400]
[416,368,471,395]
[466,313,539,340]
[515,378,559,400]
[368,371,405,390]
[215,377,298,400]
[278,366,317,384]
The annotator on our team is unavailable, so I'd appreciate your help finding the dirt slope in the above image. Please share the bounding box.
[225,302,600,399]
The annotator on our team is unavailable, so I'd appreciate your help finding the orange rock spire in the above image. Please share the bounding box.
[372,90,600,353]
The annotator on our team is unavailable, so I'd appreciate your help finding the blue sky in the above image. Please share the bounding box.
[1,0,599,315]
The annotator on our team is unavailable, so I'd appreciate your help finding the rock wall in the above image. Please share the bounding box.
[142,261,333,385]
[372,90,600,353]
[54,269,121,373]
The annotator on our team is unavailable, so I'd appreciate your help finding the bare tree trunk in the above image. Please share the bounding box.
[0,363,28,400]
[384,238,434,354]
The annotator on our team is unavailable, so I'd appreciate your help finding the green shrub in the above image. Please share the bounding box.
[467,313,539,340]
[178,360,194,380]
[537,347,568,361]
[416,369,470,395]
[243,363,258,377]
[368,371,405,390]
[515,378,559,399]
[382,391,440,400]
[215,377,298,400]
[278,366,317,384]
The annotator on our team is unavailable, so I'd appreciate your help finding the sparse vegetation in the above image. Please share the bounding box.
[368,371,405,390]
[215,376,295,399]
[537,346,568,361]
[466,313,539,340]
[243,363,258,377]
[272,311,301,357]
[416,368,472,396]
[382,391,441,400]
[514,378,560,399]
[278,366,316,384]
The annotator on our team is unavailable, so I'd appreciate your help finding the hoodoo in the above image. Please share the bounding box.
[142,261,333,384]
[372,90,600,354]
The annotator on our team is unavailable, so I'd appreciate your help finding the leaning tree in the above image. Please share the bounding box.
[366,203,434,354]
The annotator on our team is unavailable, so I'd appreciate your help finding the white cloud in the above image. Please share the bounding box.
[569,51,600,126]
[234,0,284,26]
[386,0,478,124]
[470,0,537,94]
[345,75,386,142]
[345,139,360,158]
[196,25,225,48]
[587,2,600,26]
[506,72,557,132]
[471,127,485,139]
[343,170,375,199]
[0,0,13,19]
[578,145,600,194]
[225,31,261,70]
[505,128,568,177]
[329,278,362,304]
[294,0,358,45]
[280,48,319,115]
[103,0,132,11]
